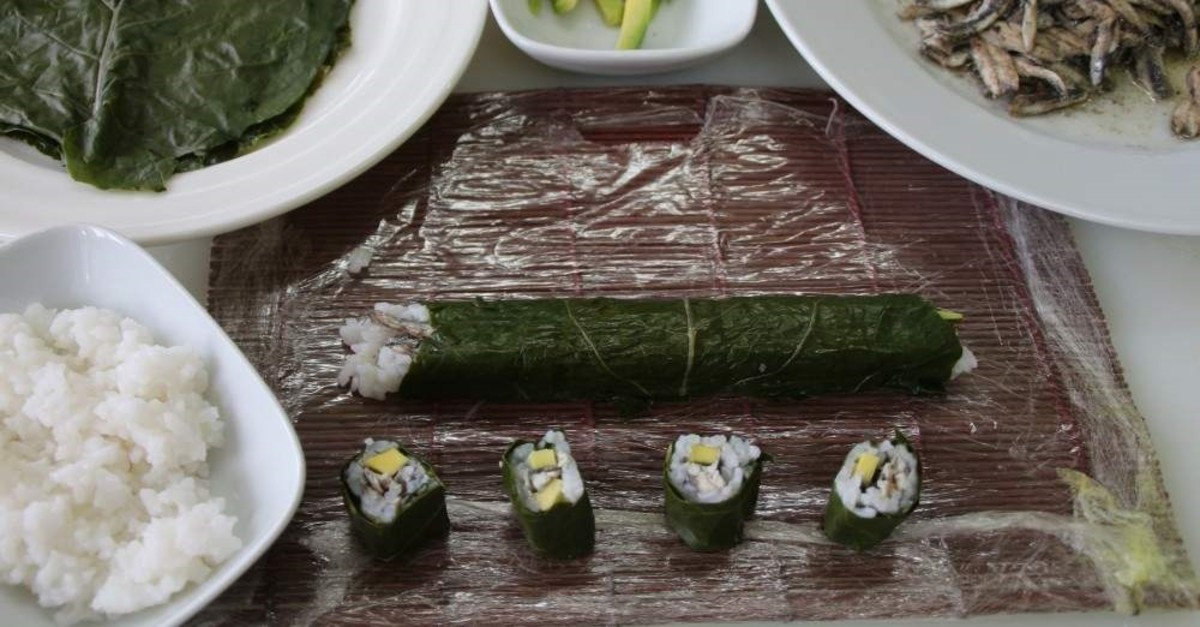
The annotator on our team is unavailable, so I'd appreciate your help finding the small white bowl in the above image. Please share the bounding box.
[0,225,304,626]
[490,0,756,75]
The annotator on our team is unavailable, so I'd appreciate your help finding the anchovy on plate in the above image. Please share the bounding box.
[901,0,1200,138]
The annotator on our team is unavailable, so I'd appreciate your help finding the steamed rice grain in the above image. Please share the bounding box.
[0,305,240,623]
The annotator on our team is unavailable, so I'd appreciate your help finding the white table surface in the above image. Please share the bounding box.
[146,7,1200,626]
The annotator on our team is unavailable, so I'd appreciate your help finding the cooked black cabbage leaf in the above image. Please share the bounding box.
[0,0,352,191]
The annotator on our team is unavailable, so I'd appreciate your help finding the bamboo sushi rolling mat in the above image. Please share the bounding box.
[199,88,1198,625]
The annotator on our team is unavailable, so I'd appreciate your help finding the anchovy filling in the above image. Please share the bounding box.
[345,439,430,524]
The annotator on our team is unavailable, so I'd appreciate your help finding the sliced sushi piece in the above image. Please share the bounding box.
[501,430,596,559]
[663,433,766,551]
[822,432,921,551]
[340,439,449,560]
[337,295,976,406]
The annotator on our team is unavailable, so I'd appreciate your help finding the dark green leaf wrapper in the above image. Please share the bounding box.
[400,295,964,406]
[663,444,767,552]
[339,445,449,561]
[822,432,922,551]
[1,0,353,190]
[501,441,596,559]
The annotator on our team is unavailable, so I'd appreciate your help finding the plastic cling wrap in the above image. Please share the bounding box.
[200,88,1198,624]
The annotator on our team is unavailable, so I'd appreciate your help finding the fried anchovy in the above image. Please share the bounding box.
[1048,61,1090,88]
[1106,0,1149,32]
[1040,26,1092,57]
[1126,0,1172,17]
[1162,0,1199,55]
[1172,66,1200,137]
[1090,16,1118,86]
[1021,0,1040,51]
[1010,89,1091,115]
[899,0,979,19]
[939,0,1018,39]
[971,37,1022,96]
[923,44,974,68]
[1133,45,1174,100]
[1014,57,1072,94]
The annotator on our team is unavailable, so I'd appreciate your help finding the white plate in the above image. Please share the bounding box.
[0,225,304,626]
[765,0,1200,235]
[0,0,488,245]
[490,0,755,75]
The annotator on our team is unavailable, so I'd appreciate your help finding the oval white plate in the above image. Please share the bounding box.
[0,0,488,245]
[765,0,1200,235]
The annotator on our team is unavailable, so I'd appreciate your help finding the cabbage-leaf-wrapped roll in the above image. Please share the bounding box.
[822,432,921,551]
[337,295,975,404]
[663,434,766,551]
[340,439,449,560]
[501,430,595,559]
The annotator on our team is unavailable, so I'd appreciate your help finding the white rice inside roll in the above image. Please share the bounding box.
[344,439,431,524]
[510,430,585,512]
[834,439,918,519]
[668,434,761,504]
[951,346,977,379]
[337,303,432,400]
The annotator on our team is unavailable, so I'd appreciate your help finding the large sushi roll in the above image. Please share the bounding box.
[501,430,595,559]
[822,432,921,551]
[336,296,976,404]
[340,439,449,560]
[663,434,766,551]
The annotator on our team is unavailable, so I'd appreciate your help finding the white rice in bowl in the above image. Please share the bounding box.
[0,304,240,623]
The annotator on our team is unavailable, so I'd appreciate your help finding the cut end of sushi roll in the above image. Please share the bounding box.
[502,430,596,559]
[951,346,978,380]
[667,434,761,505]
[511,430,586,512]
[340,439,449,560]
[337,303,432,400]
[823,433,921,551]
[834,439,919,519]
[344,439,434,524]
[663,433,766,552]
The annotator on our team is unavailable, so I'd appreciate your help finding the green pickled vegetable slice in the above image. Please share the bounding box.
[552,0,580,14]
[593,0,625,26]
[616,0,657,49]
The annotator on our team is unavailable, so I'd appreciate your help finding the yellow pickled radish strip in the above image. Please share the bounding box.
[853,452,881,485]
[689,444,720,465]
[535,478,565,510]
[364,448,407,475]
[528,448,558,470]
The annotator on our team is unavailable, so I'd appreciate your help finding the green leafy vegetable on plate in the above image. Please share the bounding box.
[0,0,353,191]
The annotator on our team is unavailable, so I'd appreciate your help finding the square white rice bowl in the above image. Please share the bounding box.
[0,224,303,626]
